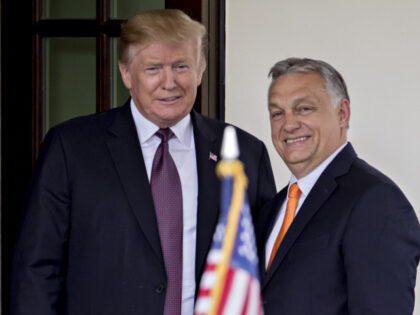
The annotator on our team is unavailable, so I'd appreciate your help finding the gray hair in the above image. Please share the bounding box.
[268,57,349,107]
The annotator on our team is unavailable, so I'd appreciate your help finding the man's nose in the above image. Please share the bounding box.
[161,68,177,90]
[283,112,300,132]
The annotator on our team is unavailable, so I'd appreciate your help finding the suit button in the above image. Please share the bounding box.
[155,283,165,294]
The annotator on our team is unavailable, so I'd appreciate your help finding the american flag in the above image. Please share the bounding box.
[194,160,263,315]
[209,152,218,162]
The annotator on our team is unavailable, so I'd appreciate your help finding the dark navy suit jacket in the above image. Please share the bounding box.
[11,101,276,315]
[257,143,420,315]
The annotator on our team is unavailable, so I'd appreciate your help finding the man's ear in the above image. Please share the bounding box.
[196,55,206,87]
[338,98,351,128]
[118,62,132,90]
[196,70,203,87]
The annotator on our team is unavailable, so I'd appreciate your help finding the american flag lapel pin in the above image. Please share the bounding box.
[209,152,218,162]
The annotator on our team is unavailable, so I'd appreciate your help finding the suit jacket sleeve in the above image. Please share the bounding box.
[256,144,276,209]
[343,182,420,314]
[246,140,276,221]
[11,127,70,315]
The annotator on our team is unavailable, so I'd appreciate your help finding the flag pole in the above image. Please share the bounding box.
[208,126,248,315]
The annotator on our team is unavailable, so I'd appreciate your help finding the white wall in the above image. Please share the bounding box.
[225,0,420,313]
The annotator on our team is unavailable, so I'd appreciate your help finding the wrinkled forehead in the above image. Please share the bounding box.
[269,72,326,94]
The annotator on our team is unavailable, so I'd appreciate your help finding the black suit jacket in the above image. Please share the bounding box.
[257,143,420,315]
[11,102,276,315]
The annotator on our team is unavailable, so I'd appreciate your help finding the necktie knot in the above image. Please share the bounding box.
[288,183,301,199]
[156,128,174,143]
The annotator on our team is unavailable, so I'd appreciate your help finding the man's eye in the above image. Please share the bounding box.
[175,64,189,71]
[271,112,284,120]
[298,106,313,114]
[145,67,159,74]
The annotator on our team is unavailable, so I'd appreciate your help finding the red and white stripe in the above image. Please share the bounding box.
[195,250,222,315]
[195,250,263,315]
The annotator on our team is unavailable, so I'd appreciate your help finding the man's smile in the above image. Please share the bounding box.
[285,136,309,144]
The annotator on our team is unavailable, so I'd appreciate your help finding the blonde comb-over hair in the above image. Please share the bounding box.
[119,9,207,72]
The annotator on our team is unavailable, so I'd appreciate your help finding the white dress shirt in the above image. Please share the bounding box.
[265,143,348,268]
[131,100,198,315]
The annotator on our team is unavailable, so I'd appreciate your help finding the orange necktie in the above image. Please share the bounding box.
[267,183,301,270]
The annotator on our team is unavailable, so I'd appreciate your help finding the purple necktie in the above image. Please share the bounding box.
[150,128,183,315]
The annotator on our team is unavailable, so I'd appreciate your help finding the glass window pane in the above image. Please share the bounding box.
[44,0,95,19]
[44,37,96,134]
[111,0,164,19]
[111,38,130,108]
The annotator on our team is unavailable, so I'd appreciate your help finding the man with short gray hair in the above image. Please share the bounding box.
[257,57,420,314]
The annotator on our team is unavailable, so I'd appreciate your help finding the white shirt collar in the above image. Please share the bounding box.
[290,142,348,198]
[130,99,193,148]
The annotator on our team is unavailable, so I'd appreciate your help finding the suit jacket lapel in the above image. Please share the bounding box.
[257,188,287,277]
[191,111,221,282]
[263,143,357,287]
[106,102,163,262]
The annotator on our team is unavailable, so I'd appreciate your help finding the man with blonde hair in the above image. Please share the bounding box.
[11,9,276,315]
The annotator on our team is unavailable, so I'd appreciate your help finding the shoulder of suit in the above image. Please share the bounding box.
[325,152,406,207]
[350,156,401,189]
[192,111,265,146]
[46,106,124,140]
[54,106,123,129]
